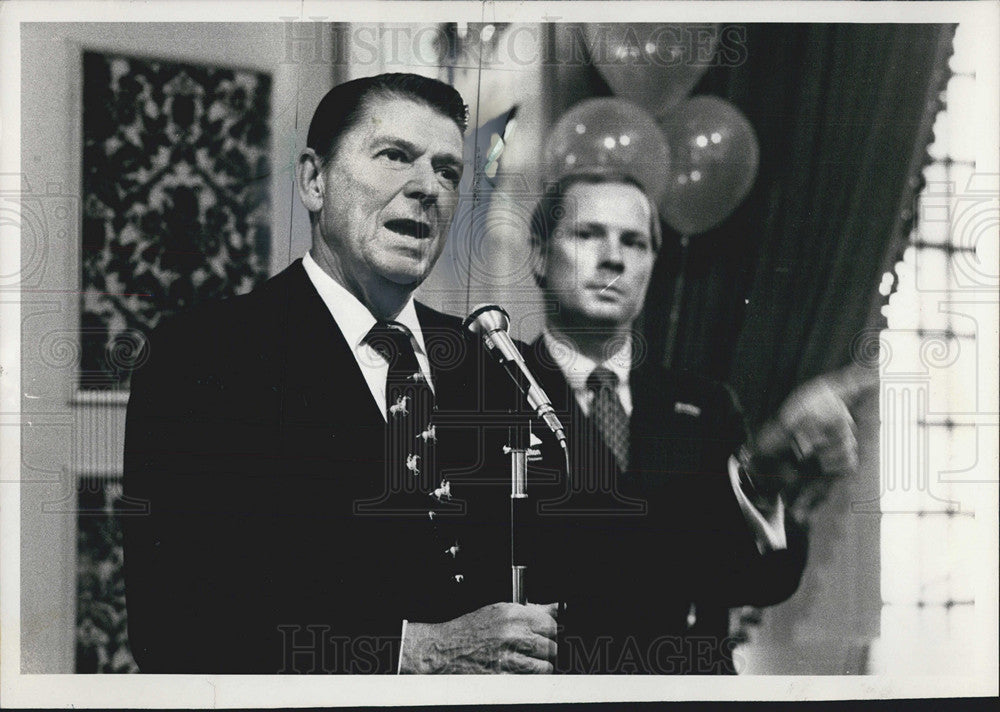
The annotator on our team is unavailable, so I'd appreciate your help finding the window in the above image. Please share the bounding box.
[870,22,999,674]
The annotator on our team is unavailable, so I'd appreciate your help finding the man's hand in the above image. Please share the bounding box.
[400,602,559,674]
[745,369,865,510]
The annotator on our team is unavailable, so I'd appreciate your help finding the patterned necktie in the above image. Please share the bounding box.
[586,366,629,471]
[363,322,463,589]
[365,321,436,495]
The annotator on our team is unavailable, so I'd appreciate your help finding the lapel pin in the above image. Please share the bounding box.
[674,402,701,417]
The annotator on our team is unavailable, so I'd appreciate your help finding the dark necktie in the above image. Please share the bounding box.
[365,321,436,495]
[586,366,629,472]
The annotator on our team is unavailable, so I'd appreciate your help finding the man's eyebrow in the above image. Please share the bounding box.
[373,135,463,168]
[372,135,418,153]
[571,222,650,239]
[437,151,464,170]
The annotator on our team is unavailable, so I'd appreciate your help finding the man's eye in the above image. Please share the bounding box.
[622,234,651,250]
[437,167,461,187]
[378,148,409,163]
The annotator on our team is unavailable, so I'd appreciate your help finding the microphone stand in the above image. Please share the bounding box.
[504,390,570,605]
[508,438,528,604]
[462,304,570,605]
[505,366,530,605]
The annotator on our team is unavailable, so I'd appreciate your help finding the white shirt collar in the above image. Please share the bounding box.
[302,250,427,358]
[541,328,632,389]
[541,328,633,415]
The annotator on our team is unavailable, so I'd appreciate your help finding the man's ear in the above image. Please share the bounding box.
[530,236,547,290]
[296,148,325,214]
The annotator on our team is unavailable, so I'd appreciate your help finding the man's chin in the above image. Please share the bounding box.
[373,250,437,288]
[575,303,638,328]
[377,263,430,288]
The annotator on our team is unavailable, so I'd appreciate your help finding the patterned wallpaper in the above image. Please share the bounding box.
[80,50,272,390]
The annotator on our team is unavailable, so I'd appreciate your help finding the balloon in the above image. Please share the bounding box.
[658,96,760,235]
[584,23,719,115]
[543,97,670,202]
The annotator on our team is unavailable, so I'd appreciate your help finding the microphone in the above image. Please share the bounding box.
[463,304,568,451]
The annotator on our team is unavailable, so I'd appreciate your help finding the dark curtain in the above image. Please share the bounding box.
[640,24,955,425]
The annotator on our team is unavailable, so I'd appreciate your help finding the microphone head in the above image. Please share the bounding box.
[463,303,511,336]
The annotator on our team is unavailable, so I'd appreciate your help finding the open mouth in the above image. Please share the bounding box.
[384,218,431,239]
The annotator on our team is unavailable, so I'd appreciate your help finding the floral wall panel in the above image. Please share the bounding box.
[80,51,272,390]
[76,478,140,673]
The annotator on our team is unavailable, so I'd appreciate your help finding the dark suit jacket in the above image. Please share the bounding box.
[521,336,807,674]
[123,260,519,673]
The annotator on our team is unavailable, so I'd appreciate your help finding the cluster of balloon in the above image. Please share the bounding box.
[658,96,761,236]
[580,22,760,237]
[542,97,670,202]
[583,23,719,116]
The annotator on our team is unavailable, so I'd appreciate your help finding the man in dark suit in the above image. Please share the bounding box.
[123,74,559,674]
[522,171,859,674]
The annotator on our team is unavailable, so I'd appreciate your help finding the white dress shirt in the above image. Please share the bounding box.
[302,251,434,420]
[541,329,786,553]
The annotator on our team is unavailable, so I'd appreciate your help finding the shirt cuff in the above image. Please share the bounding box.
[397,619,408,674]
[728,455,788,553]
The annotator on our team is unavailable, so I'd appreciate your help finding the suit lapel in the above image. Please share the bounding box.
[528,336,588,430]
[275,261,385,429]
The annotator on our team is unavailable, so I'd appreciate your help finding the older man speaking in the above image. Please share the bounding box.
[123,74,557,675]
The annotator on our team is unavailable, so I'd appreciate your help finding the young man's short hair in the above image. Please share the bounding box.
[529,173,663,252]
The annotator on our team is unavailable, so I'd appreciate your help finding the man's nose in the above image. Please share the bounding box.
[598,235,626,268]
[403,161,440,207]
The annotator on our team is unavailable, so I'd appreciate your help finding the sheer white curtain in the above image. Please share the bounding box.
[869,22,999,675]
